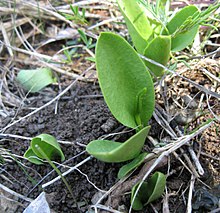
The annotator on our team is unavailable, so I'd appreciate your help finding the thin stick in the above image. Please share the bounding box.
[202,68,220,84]
[93,204,122,213]
[186,175,195,213]
[88,16,123,30]
[42,156,92,188]
[139,54,220,99]
[75,168,106,193]
[0,21,13,56]
[187,146,204,175]
[0,133,86,147]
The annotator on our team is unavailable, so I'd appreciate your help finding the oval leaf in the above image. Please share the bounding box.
[143,35,171,77]
[17,68,56,93]
[165,5,199,51]
[31,134,65,163]
[86,126,150,163]
[96,32,155,128]
[131,172,166,210]
[117,0,153,53]
[118,152,148,179]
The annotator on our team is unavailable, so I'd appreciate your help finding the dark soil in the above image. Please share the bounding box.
[0,82,124,212]
[0,80,219,213]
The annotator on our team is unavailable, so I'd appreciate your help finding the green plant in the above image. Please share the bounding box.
[61,5,87,25]
[62,45,78,63]
[131,172,166,210]
[85,32,164,207]
[85,30,164,209]
[117,0,220,76]
[24,134,65,165]
[86,32,155,163]
[24,134,74,198]
[118,152,148,179]
[85,0,220,208]
[78,29,96,49]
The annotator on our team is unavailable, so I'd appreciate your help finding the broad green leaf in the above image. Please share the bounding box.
[96,32,155,128]
[165,5,199,51]
[24,134,65,164]
[86,126,150,163]
[24,147,44,165]
[118,152,148,179]
[17,68,56,93]
[117,0,153,53]
[131,172,166,210]
[143,35,171,77]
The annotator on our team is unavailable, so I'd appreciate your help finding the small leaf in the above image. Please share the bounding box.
[17,68,56,93]
[96,32,155,128]
[143,35,171,77]
[145,172,166,204]
[78,29,88,44]
[117,0,153,53]
[24,147,44,165]
[31,134,65,161]
[165,5,200,51]
[86,126,150,163]
[118,152,148,179]
[24,134,65,165]
[131,172,166,210]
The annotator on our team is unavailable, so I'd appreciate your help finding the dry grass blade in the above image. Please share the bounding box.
[139,54,220,99]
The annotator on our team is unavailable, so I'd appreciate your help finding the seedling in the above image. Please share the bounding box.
[86,32,155,163]
[24,134,74,198]
[78,29,96,49]
[24,134,65,165]
[61,5,88,25]
[62,45,78,63]
[85,32,157,208]
[131,172,166,210]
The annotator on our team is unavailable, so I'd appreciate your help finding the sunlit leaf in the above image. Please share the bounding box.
[165,5,200,51]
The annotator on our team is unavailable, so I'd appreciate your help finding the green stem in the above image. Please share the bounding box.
[34,145,74,199]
